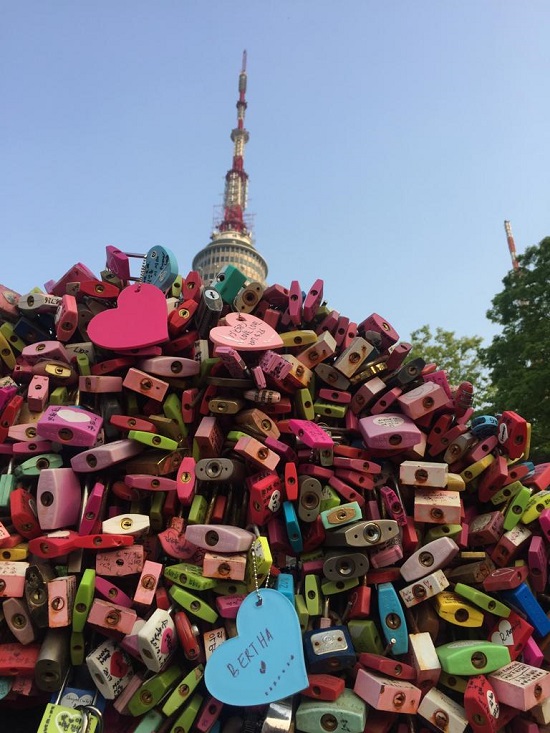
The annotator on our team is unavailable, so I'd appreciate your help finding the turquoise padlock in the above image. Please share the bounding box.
[142,245,178,291]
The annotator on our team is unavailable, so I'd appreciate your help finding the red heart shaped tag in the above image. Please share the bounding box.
[110,650,129,678]
[160,627,175,655]
[87,283,168,350]
[209,312,283,351]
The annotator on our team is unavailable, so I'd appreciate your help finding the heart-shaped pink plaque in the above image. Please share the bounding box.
[87,283,168,350]
[209,312,283,351]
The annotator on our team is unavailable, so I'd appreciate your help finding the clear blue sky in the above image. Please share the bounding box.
[2,2,550,345]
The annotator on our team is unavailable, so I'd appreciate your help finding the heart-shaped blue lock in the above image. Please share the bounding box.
[142,246,178,291]
[204,588,308,705]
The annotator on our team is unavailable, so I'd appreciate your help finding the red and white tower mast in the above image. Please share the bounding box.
[504,220,520,272]
[192,51,268,284]
[219,50,250,235]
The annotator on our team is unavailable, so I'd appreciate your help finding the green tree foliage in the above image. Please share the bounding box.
[409,325,491,410]
[483,236,550,459]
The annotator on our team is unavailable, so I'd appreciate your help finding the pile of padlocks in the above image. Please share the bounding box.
[0,244,549,733]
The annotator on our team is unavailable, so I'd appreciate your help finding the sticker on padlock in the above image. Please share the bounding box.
[37,667,103,733]
[488,661,550,711]
[399,569,449,608]
[37,404,103,447]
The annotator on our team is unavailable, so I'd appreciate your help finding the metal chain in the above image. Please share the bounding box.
[251,542,263,606]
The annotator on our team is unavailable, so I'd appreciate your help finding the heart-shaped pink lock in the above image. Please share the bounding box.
[87,283,168,350]
[209,312,283,351]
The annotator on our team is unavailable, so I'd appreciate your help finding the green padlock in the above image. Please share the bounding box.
[294,593,309,631]
[0,322,25,353]
[438,670,468,693]
[161,665,204,717]
[169,585,218,623]
[49,386,69,405]
[503,486,532,530]
[37,668,101,733]
[212,264,247,303]
[76,353,90,376]
[436,639,511,675]
[348,619,384,654]
[72,569,95,632]
[313,400,347,419]
[163,393,188,439]
[149,491,166,532]
[454,582,511,618]
[127,663,181,716]
[14,453,63,477]
[295,388,315,420]
[304,574,323,616]
[164,563,218,592]
[169,692,203,733]
[423,523,462,542]
[187,494,208,524]
[296,688,367,733]
[321,577,359,596]
[0,458,16,511]
[213,579,248,596]
[490,479,523,505]
[319,484,341,513]
[128,430,179,451]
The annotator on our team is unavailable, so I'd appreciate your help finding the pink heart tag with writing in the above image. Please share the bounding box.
[87,283,168,350]
[209,312,283,351]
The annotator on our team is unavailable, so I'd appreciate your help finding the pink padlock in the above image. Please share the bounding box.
[26,375,49,412]
[12,440,53,456]
[70,439,143,472]
[88,598,137,635]
[133,560,163,607]
[233,435,280,471]
[79,375,123,393]
[95,545,145,577]
[54,293,78,342]
[354,667,421,713]
[302,278,323,322]
[21,340,71,365]
[36,467,82,530]
[359,414,421,451]
[95,577,134,608]
[0,561,28,598]
[136,356,200,378]
[397,381,449,420]
[185,525,255,553]
[48,574,76,628]
[37,404,103,447]
[79,480,106,535]
[288,419,334,450]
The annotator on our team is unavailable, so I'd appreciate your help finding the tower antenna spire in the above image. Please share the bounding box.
[218,50,250,234]
[192,52,268,285]
[504,220,520,272]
